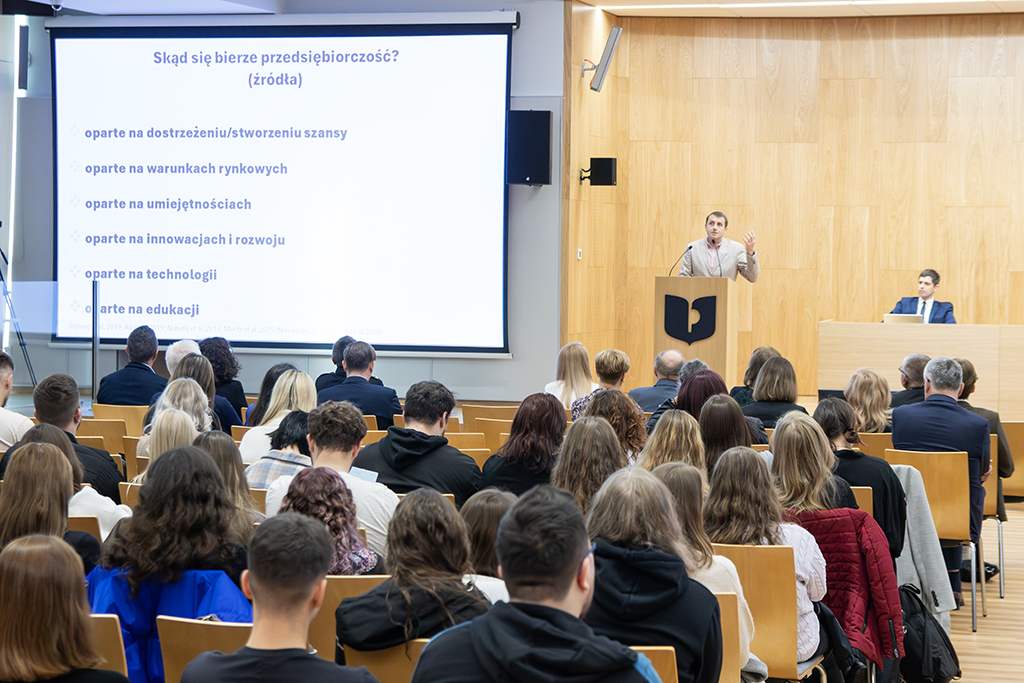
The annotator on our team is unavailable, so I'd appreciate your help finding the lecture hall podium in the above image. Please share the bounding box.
[654,277,739,385]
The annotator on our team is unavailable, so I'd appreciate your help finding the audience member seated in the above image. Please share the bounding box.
[653,463,758,676]
[585,469,723,683]
[316,342,401,430]
[680,359,709,381]
[891,357,989,602]
[460,489,517,580]
[582,390,647,461]
[138,378,212,459]
[0,351,32,449]
[316,336,385,394]
[741,357,807,429]
[133,410,200,483]
[813,399,907,558]
[771,412,858,510]
[699,395,755,472]
[411,485,661,683]
[544,341,599,409]
[353,381,480,507]
[181,514,377,683]
[2,374,124,504]
[0,536,132,683]
[150,353,239,433]
[194,431,265,542]
[95,325,167,406]
[891,353,929,409]
[956,358,1015,522]
[479,393,565,495]
[244,410,312,489]
[551,417,628,514]
[335,489,491,655]
[279,467,384,575]
[628,349,684,413]
[240,370,317,464]
[23,424,130,541]
[649,368,767,443]
[164,339,201,376]
[635,409,705,473]
[200,337,247,421]
[730,346,780,408]
[844,368,892,433]
[89,447,252,683]
[265,401,398,558]
[245,363,297,427]
[571,349,631,419]
[0,444,102,575]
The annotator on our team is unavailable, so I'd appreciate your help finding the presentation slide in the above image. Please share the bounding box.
[51,25,510,351]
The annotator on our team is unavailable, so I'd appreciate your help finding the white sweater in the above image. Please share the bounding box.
[779,522,827,661]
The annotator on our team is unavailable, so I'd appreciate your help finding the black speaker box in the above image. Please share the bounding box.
[506,109,552,186]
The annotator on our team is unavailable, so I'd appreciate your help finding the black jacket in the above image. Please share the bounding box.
[890,386,925,409]
[479,454,552,496]
[353,428,480,507]
[1,431,125,504]
[411,601,659,683]
[315,367,385,393]
[585,540,722,683]
[741,400,808,429]
[95,362,167,406]
[647,401,768,444]
[834,449,907,558]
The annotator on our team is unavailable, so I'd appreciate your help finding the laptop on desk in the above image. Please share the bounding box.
[882,314,924,324]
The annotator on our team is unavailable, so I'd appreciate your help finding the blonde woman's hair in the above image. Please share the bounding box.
[752,356,798,403]
[770,411,836,512]
[594,349,630,384]
[154,378,212,432]
[588,468,696,572]
[844,368,891,434]
[704,447,784,546]
[652,462,714,570]
[261,370,317,426]
[149,409,201,466]
[636,410,704,473]
[555,342,594,406]
[551,417,628,514]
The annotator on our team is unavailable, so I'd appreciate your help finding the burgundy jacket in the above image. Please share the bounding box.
[795,508,905,667]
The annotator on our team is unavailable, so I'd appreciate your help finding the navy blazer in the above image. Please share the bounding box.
[95,362,168,406]
[627,379,679,413]
[891,394,990,540]
[317,376,402,429]
[890,297,956,324]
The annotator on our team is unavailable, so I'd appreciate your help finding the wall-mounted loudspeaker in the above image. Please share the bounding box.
[506,109,552,186]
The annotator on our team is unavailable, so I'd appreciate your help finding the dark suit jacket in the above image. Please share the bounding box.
[890,297,956,324]
[890,386,925,409]
[315,367,384,394]
[959,399,1015,521]
[95,362,167,406]
[892,394,990,540]
[0,431,125,504]
[317,376,402,429]
[627,379,679,413]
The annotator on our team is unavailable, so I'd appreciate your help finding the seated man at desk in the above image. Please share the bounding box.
[889,269,956,324]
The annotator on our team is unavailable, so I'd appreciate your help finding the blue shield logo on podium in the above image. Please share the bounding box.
[665,295,716,345]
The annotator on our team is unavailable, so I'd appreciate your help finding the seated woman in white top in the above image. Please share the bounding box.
[239,370,317,464]
[543,341,598,409]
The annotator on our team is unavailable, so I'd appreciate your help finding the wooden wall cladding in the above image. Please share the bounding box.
[565,5,1024,392]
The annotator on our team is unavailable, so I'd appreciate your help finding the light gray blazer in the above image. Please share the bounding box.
[679,238,759,282]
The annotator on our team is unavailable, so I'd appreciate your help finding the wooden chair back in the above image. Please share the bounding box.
[461,448,492,470]
[119,482,141,509]
[363,414,378,430]
[446,432,487,450]
[475,418,513,452]
[90,614,128,676]
[250,488,268,514]
[711,543,807,680]
[983,434,998,517]
[765,428,774,440]
[78,418,128,454]
[346,639,430,683]
[445,416,460,432]
[752,443,770,452]
[857,432,893,460]
[393,414,404,428]
[713,592,741,683]
[122,437,140,480]
[136,456,150,474]
[92,404,148,437]
[311,575,390,660]
[1001,421,1024,496]
[396,492,457,507]
[69,515,102,543]
[850,486,874,517]
[230,425,251,441]
[109,452,124,476]
[76,435,107,450]
[630,646,678,683]
[363,430,388,446]
[499,433,510,447]
[883,449,971,541]
[156,616,252,683]
[461,404,519,431]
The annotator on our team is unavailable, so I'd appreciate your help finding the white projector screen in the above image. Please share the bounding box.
[50,21,511,353]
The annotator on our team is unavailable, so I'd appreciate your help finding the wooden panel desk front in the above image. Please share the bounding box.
[817,322,1024,420]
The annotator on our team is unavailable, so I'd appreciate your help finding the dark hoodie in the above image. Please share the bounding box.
[585,540,722,683]
[411,601,660,683]
[352,427,481,507]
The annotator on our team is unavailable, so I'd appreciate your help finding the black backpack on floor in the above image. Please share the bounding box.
[898,584,960,683]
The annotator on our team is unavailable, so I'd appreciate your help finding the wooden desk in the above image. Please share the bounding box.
[817,322,1024,419]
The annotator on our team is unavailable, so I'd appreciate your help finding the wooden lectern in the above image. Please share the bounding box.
[654,277,738,386]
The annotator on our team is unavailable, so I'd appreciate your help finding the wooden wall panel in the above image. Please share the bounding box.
[565,7,1024,392]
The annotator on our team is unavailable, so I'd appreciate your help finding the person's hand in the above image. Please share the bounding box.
[743,231,756,255]
[981,463,993,483]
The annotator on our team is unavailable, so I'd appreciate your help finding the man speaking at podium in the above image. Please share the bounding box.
[889,269,956,324]
[678,211,759,282]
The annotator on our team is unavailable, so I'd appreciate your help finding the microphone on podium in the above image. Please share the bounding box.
[668,244,692,276]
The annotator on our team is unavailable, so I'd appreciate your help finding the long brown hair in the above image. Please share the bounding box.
[844,368,891,433]
[770,411,837,512]
[0,445,72,548]
[699,394,752,472]
[170,353,217,411]
[743,346,781,388]
[752,357,798,403]
[20,424,83,493]
[704,447,784,546]
[652,462,714,570]
[0,536,100,680]
[194,431,260,543]
[551,417,628,513]
[583,389,647,456]
[460,488,518,577]
[636,409,704,473]
[494,393,566,471]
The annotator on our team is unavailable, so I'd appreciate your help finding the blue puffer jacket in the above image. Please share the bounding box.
[87,567,253,683]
